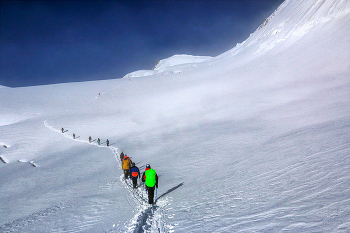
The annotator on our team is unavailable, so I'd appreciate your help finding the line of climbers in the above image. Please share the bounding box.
[88,136,109,146]
[61,127,156,203]
[120,151,158,204]
[60,127,110,146]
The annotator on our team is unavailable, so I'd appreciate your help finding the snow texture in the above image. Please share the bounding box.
[1,0,350,232]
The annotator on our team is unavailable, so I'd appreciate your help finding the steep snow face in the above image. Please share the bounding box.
[217,0,350,59]
[1,0,350,232]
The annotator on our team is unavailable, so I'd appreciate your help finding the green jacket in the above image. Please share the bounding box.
[144,168,158,188]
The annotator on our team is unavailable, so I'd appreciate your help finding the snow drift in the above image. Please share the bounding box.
[123,54,212,79]
[153,55,212,70]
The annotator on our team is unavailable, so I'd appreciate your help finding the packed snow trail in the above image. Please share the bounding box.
[43,120,170,232]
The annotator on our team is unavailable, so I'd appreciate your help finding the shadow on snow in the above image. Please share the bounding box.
[132,182,184,233]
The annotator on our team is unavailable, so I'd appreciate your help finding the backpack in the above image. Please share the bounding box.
[145,169,157,187]
[130,166,139,178]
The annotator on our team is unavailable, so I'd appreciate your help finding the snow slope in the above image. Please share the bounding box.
[1,0,350,232]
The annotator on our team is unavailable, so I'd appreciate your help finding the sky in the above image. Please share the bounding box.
[0,0,284,87]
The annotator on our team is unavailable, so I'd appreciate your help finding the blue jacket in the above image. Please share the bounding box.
[130,165,140,179]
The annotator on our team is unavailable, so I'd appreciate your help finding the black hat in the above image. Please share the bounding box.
[146,164,150,168]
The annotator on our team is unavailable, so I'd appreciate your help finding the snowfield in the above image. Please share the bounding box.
[1,0,350,232]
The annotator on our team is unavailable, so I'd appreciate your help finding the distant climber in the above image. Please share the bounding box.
[106,139,109,146]
[97,138,100,145]
[73,133,75,139]
[142,164,158,204]
[61,128,64,133]
[89,136,92,143]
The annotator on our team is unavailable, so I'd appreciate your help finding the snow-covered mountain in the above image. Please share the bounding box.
[1,0,349,232]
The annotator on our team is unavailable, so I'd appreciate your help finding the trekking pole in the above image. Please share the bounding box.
[154,187,158,203]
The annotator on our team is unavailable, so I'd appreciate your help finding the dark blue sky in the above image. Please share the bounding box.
[0,0,284,87]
